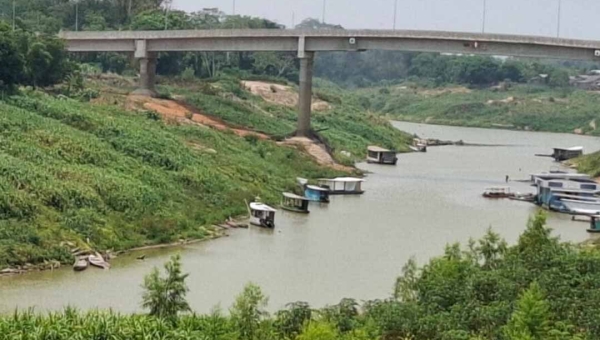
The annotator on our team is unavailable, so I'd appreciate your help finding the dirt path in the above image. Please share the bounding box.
[281,137,353,172]
[127,95,269,139]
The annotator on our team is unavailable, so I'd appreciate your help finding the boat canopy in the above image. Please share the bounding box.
[485,187,510,192]
[320,177,365,183]
[555,146,584,152]
[250,202,277,212]
[283,192,309,201]
[367,146,393,153]
[306,185,328,192]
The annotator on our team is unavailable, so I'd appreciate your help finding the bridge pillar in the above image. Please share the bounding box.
[132,40,158,97]
[297,51,314,137]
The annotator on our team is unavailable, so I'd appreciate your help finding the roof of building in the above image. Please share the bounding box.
[367,146,393,153]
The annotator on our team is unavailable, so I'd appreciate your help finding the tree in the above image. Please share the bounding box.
[230,283,269,340]
[503,282,551,339]
[141,254,191,319]
[296,321,339,340]
[274,302,312,339]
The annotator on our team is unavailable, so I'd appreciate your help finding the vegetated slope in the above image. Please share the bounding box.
[364,83,600,134]
[0,92,342,267]
[159,77,413,162]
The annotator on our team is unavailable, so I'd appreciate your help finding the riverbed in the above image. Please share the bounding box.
[2,122,600,314]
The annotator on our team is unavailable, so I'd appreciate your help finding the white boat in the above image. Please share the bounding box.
[88,253,110,269]
[249,202,277,228]
[317,177,365,195]
[366,146,398,165]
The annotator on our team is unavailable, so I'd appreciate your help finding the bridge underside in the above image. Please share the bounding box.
[61,29,600,137]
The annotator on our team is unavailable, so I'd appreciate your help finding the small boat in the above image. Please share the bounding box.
[482,187,512,198]
[304,185,330,203]
[409,138,427,152]
[366,146,398,165]
[318,177,365,195]
[249,202,277,228]
[73,258,89,272]
[281,192,310,214]
[88,253,110,269]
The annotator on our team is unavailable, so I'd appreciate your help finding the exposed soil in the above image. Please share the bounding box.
[280,137,353,172]
[241,80,332,111]
[126,95,268,139]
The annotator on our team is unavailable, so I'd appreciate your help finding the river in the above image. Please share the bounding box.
[2,122,600,314]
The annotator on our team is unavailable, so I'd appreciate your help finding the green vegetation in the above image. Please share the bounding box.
[142,254,190,320]
[158,76,413,158]
[354,83,600,134]
[0,91,343,268]
[2,213,599,339]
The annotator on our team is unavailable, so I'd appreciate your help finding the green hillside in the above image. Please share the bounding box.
[0,92,345,267]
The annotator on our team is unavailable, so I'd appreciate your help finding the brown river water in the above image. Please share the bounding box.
[2,121,600,314]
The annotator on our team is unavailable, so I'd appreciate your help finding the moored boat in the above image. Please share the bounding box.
[535,146,583,161]
[88,253,110,269]
[281,192,310,214]
[318,177,365,195]
[249,202,277,228]
[482,187,512,198]
[73,258,89,272]
[410,138,427,152]
[366,146,398,165]
[304,185,330,203]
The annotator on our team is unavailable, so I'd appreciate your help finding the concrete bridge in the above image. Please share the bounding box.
[59,29,600,136]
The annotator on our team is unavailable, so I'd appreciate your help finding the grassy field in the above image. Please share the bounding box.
[0,91,345,268]
[354,83,600,135]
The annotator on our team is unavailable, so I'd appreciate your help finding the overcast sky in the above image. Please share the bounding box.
[172,0,600,40]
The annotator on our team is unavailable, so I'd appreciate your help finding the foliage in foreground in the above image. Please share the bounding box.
[2,212,599,339]
[0,92,341,267]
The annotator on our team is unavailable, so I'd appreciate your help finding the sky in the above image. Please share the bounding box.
[172,0,600,40]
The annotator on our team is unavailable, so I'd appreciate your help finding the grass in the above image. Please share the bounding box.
[0,91,343,267]
[159,77,413,158]
[357,83,600,135]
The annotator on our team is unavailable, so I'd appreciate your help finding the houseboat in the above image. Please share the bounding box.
[318,177,365,195]
[536,146,583,161]
[530,172,592,184]
[281,193,310,214]
[249,202,277,228]
[304,185,330,203]
[482,187,512,198]
[535,179,600,212]
[367,146,398,165]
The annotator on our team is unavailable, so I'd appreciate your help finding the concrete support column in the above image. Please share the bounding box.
[132,39,158,97]
[132,56,157,97]
[297,51,314,137]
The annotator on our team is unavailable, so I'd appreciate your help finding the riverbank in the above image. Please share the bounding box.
[349,82,600,135]
[0,75,413,269]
